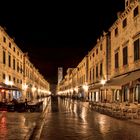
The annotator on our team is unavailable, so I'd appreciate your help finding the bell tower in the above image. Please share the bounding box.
[58,67,63,84]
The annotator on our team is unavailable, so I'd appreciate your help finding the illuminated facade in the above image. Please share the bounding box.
[58,0,140,104]
[0,26,50,102]
[105,0,140,103]
[88,33,111,102]
[77,56,88,99]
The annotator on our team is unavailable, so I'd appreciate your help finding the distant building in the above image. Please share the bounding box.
[58,67,63,84]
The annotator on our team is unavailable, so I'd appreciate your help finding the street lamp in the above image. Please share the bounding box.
[32,86,36,92]
[5,78,9,85]
[100,79,106,85]
[22,83,28,91]
[82,84,88,92]
[9,81,13,87]
[100,79,107,101]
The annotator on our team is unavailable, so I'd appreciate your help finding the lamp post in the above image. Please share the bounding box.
[100,79,106,86]
[9,81,13,87]
[82,84,88,101]
[100,79,107,102]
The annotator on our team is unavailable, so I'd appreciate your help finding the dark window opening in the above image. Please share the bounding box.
[115,52,119,69]
[96,49,98,54]
[134,6,139,17]
[100,44,102,50]
[3,51,6,64]
[93,68,94,81]
[96,65,98,78]
[2,73,5,80]
[9,42,11,48]
[8,55,11,67]
[134,39,140,61]
[100,63,103,76]
[123,46,128,65]
[115,27,118,36]
[3,37,6,43]
[123,18,127,28]
[13,59,15,70]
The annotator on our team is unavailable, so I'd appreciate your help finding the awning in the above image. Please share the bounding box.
[89,83,102,92]
[101,70,140,90]
[8,85,20,90]
[0,82,20,90]
[0,82,10,89]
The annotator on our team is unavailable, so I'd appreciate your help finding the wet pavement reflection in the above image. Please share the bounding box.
[40,97,140,140]
[0,97,50,140]
[0,111,40,140]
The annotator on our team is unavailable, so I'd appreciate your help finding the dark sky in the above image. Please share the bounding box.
[0,0,124,84]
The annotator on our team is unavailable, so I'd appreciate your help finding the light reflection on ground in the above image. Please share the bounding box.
[40,97,140,140]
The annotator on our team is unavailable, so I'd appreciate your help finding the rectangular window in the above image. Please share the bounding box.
[115,52,119,69]
[96,65,98,78]
[115,27,118,36]
[17,51,19,56]
[13,77,16,83]
[13,47,15,52]
[3,51,6,64]
[126,1,128,7]
[2,73,5,80]
[9,75,11,81]
[100,63,103,76]
[92,53,94,57]
[93,68,94,81]
[20,64,22,73]
[96,48,98,54]
[134,6,139,17]
[13,58,15,70]
[9,42,11,48]
[89,69,91,81]
[100,44,102,51]
[17,61,19,72]
[134,39,140,61]
[3,36,6,43]
[8,54,11,67]
[122,18,127,28]
[123,46,128,65]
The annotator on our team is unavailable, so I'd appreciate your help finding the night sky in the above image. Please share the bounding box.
[0,0,124,84]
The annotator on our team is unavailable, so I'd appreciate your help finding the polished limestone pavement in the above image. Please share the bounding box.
[39,98,140,140]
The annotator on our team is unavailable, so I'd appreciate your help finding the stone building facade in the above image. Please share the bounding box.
[88,32,111,102]
[103,0,140,103]
[58,0,140,104]
[0,26,50,102]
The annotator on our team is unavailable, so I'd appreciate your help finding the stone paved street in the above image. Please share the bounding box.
[39,98,140,140]
[0,111,40,140]
[1,98,140,140]
[0,97,50,140]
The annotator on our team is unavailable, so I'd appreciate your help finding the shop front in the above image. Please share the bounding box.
[101,70,140,104]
